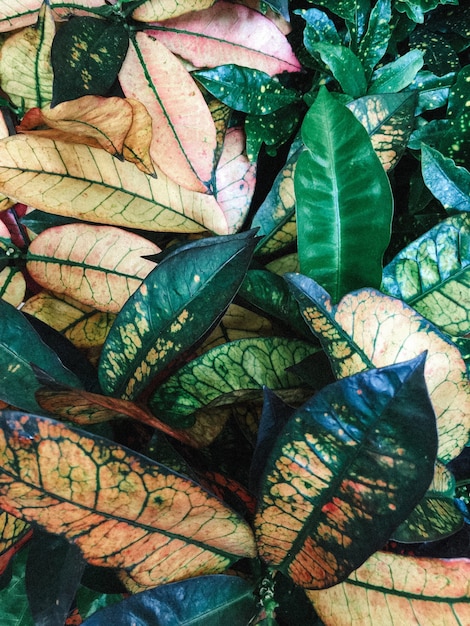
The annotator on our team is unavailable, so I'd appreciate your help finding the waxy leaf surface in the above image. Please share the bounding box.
[308,551,470,625]
[0,135,228,234]
[255,355,437,589]
[99,231,257,400]
[0,411,256,590]
[421,144,470,213]
[286,273,470,462]
[26,223,160,313]
[368,49,424,94]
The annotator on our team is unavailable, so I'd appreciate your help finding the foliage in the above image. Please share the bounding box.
[0,0,468,624]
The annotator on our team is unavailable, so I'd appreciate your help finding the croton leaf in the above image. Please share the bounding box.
[146,1,301,76]
[245,104,301,163]
[0,411,256,590]
[295,87,393,301]
[0,513,31,577]
[0,1,104,32]
[298,8,341,52]
[421,144,470,213]
[357,0,391,80]
[368,49,424,94]
[0,135,228,234]
[391,496,463,543]
[309,42,368,98]
[382,214,470,336]
[255,354,437,589]
[132,0,216,22]
[25,223,160,314]
[285,273,470,462]
[98,230,258,400]
[307,551,470,624]
[0,1,54,110]
[0,223,25,307]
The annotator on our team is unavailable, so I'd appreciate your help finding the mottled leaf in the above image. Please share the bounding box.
[0,224,25,307]
[0,1,104,32]
[410,27,459,76]
[0,513,31,576]
[245,105,300,163]
[255,355,437,588]
[391,496,463,543]
[357,0,391,79]
[298,8,341,52]
[0,411,256,589]
[421,144,470,213]
[368,50,424,94]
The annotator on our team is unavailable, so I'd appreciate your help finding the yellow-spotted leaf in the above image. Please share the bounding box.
[0,222,26,306]
[307,551,470,625]
[146,1,301,76]
[215,127,257,234]
[286,273,470,463]
[0,411,256,589]
[119,32,217,193]
[0,135,228,234]
[26,223,160,313]
[132,0,216,22]
[209,98,232,164]
[0,1,54,110]
[0,1,104,32]
[0,512,31,576]
[255,355,438,589]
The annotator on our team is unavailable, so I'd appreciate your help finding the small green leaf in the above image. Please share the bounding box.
[357,0,392,80]
[311,42,368,97]
[421,144,470,213]
[368,49,424,93]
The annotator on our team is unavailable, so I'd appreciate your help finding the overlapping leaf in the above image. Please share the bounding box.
[0,135,228,234]
[26,223,160,313]
[132,0,216,22]
[255,355,437,589]
[308,551,470,624]
[0,512,31,576]
[0,223,25,307]
[0,411,256,589]
[421,144,470,213]
[0,1,104,32]
[368,50,424,94]
[286,273,470,462]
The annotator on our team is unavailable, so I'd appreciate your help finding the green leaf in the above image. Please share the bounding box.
[421,144,470,213]
[357,0,392,80]
[295,87,393,302]
[98,231,257,400]
[309,42,367,97]
[305,0,359,21]
[395,0,458,24]
[51,16,129,106]
[391,496,463,542]
[411,70,454,115]
[245,105,300,163]
[368,49,424,93]
[297,8,341,51]
[193,65,299,115]
[382,214,470,336]
[0,548,34,626]
[80,575,257,626]
[410,28,459,76]
[255,354,438,589]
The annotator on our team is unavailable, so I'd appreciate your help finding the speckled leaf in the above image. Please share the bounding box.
[347,92,417,171]
[410,28,459,76]
[0,411,256,590]
[0,1,104,32]
[368,50,424,94]
[298,8,341,53]
[0,135,228,234]
[308,551,470,625]
[146,1,301,76]
[285,273,470,462]
[132,0,216,22]
[357,0,391,79]
[245,105,300,163]
[412,70,454,115]
[396,0,456,23]
[382,214,470,336]
[391,496,463,543]
[421,144,470,213]
[98,231,257,400]
[0,1,54,109]
[309,43,367,97]
[255,355,437,589]
[0,225,25,307]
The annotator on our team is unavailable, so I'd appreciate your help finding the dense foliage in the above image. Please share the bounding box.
[0,0,469,623]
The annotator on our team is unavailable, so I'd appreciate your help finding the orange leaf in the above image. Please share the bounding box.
[0,511,31,575]
[122,98,156,176]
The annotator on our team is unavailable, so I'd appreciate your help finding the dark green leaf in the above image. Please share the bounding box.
[310,42,367,97]
[297,8,341,52]
[395,0,458,24]
[368,49,424,93]
[410,70,454,114]
[421,144,470,213]
[410,28,460,76]
[245,105,300,162]
[357,0,392,79]
[0,548,33,626]
[391,496,464,542]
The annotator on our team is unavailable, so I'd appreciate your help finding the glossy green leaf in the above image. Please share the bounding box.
[309,42,367,98]
[368,49,424,94]
[51,16,129,106]
[382,214,470,336]
[412,70,454,115]
[245,105,300,163]
[81,574,257,626]
[98,231,257,400]
[395,0,456,23]
[410,28,459,76]
[255,354,437,589]
[305,0,359,22]
[295,87,393,302]
[0,547,33,626]
[298,8,341,52]
[357,0,392,79]
[285,273,470,462]
[148,337,318,427]
[421,144,470,213]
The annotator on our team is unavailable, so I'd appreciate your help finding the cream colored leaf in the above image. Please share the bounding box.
[132,0,216,22]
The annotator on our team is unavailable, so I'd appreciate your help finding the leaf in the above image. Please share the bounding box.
[295,87,393,302]
[81,574,257,626]
[421,144,470,213]
[0,546,34,625]
[51,15,129,106]
[357,0,392,80]
[410,28,459,76]
[255,355,438,589]
[368,49,424,94]
[391,496,463,543]
[0,135,228,234]
[285,274,470,463]
[298,8,341,52]
[0,1,104,32]
[310,42,368,98]
[26,223,160,313]
[0,226,26,307]
[307,551,470,624]
[0,1,54,109]
[131,0,216,22]
[148,336,318,428]
[245,104,300,163]
[0,411,256,589]
[382,214,470,336]
[0,512,31,576]
[98,230,258,400]
[119,32,217,193]
[146,1,301,76]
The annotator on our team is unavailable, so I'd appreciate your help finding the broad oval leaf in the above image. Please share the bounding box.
[0,135,228,234]
[421,144,470,213]
[286,273,470,462]
[295,87,393,302]
[98,230,257,400]
[26,223,160,313]
[255,355,437,589]
[0,411,256,590]
[308,551,470,625]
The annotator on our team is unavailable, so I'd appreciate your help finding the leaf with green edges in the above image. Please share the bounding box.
[421,144,470,213]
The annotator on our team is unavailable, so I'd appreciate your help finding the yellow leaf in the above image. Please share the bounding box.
[132,0,216,22]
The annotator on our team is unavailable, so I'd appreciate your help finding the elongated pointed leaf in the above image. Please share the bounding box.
[26,224,160,313]
[0,411,256,589]
[368,49,424,94]
[0,513,31,577]
[421,144,470,213]
[0,135,228,234]
[295,87,393,301]
[308,551,470,625]
[286,274,470,462]
[391,496,463,543]
[357,0,391,79]
[146,1,301,76]
[99,231,257,400]
[311,43,367,98]
[382,214,470,336]
[255,355,437,589]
